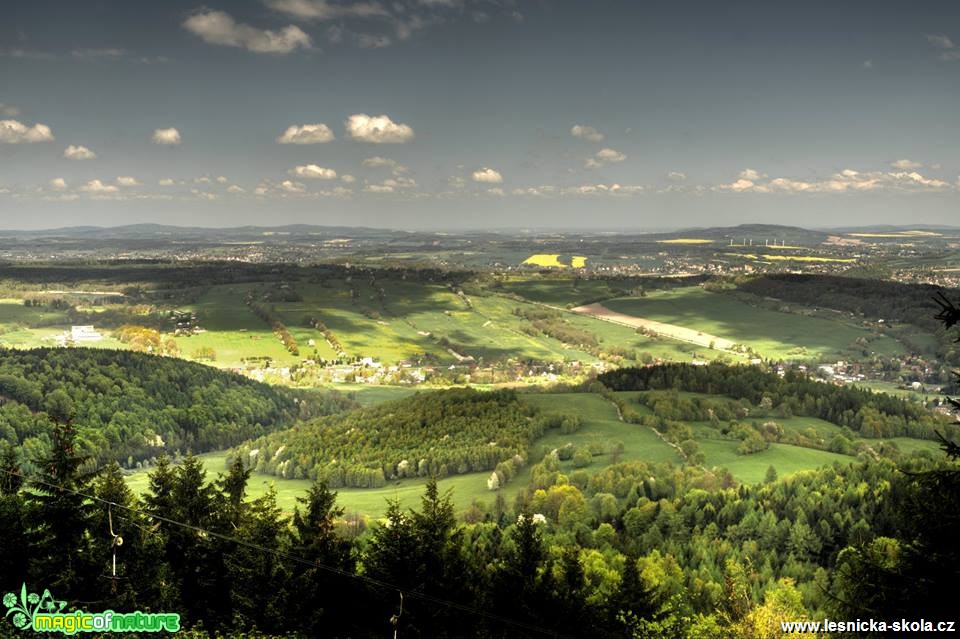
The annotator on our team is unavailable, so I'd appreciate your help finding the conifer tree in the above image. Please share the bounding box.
[92,462,176,611]
[26,393,98,596]
[288,480,357,635]
[0,445,27,594]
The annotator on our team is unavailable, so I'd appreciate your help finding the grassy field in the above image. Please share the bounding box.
[497,277,636,307]
[688,415,846,442]
[0,278,788,370]
[319,383,419,406]
[855,380,938,402]
[125,450,529,519]
[562,306,730,362]
[864,437,942,455]
[524,393,680,465]
[174,285,335,367]
[697,440,853,484]
[603,287,904,360]
[122,389,946,516]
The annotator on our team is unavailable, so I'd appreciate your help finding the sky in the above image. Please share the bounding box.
[1,0,959,231]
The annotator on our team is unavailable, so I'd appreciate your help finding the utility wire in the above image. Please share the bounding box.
[0,466,565,638]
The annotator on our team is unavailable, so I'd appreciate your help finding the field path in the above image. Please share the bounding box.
[603,395,689,463]
[571,302,736,351]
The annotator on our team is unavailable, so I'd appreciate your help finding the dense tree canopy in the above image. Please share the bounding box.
[599,363,955,441]
[0,348,346,467]
[236,388,552,487]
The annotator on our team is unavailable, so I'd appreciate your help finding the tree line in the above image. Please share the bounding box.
[234,389,562,487]
[1,371,957,636]
[0,349,322,469]
[598,363,956,441]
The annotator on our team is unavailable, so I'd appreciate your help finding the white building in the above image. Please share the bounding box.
[70,326,102,342]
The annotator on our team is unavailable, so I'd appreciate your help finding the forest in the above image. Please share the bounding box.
[737,273,958,332]
[0,275,956,637]
[234,389,561,488]
[0,349,351,470]
[598,363,954,440]
[0,407,956,638]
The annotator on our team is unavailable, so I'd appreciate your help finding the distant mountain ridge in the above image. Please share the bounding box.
[0,222,957,241]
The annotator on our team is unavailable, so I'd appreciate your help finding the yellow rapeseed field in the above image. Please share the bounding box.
[522,254,565,267]
[725,253,856,263]
[522,254,588,268]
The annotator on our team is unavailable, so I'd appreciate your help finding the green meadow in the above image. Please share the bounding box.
[603,287,906,360]
[697,440,853,485]
[124,450,528,519]
[123,388,945,517]
[524,393,680,465]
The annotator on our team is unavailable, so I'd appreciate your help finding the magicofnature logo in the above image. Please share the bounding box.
[3,583,180,634]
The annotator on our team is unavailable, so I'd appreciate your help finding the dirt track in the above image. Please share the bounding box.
[571,303,736,351]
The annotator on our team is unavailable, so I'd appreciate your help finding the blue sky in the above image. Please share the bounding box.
[1,0,959,230]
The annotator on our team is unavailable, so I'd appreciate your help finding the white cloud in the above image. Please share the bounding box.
[719,178,760,193]
[361,156,396,168]
[290,164,338,179]
[571,124,604,142]
[0,103,19,117]
[925,34,960,60]
[276,123,335,144]
[487,187,505,196]
[364,184,395,193]
[383,176,417,189]
[361,156,409,175]
[216,175,229,184]
[891,159,922,170]
[739,168,765,181]
[80,179,119,193]
[507,184,644,198]
[667,171,687,181]
[63,144,96,160]
[265,0,389,21]
[49,178,67,190]
[340,174,356,183]
[227,185,245,194]
[585,148,626,168]
[280,180,306,193]
[511,186,557,197]
[565,183,644,196]
[158,178,176,186]
[472,167,503,183]
[448,176,467,189]
[191,189,219,201]
[926,34,955,49]
[116,176,140,186]
[718,167,953,194]
[345,113,414,143]
[0,119,54,143]
[152,127,181,146]
[183,10,311,54]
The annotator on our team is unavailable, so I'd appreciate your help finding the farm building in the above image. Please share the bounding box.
[70,325,102,342]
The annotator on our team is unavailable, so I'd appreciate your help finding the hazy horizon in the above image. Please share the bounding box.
[2,220,959,236]
[3,0,959,229]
